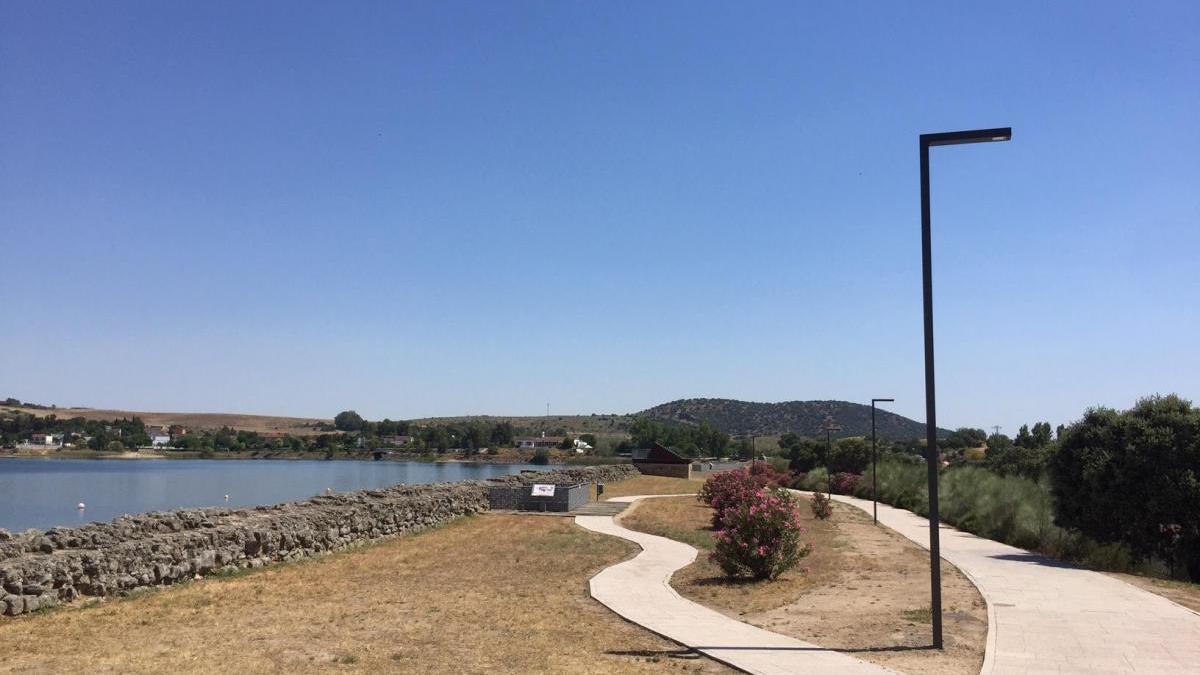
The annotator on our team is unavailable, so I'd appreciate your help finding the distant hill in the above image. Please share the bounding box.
[639,398,949,439]
[1,405,329,436]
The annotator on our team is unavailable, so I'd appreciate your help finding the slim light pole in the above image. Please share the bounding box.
[920,126,1011,650]
[870,398,894,525]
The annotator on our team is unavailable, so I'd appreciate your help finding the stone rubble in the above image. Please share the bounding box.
[0,464,639,617]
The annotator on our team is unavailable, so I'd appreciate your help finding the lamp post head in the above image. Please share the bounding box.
[921,127,1012,147]
[872,398,895,404]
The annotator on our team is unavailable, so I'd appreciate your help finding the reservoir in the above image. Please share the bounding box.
[0,458,543,531]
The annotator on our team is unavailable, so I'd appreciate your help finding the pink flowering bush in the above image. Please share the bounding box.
[698,466,783,528]
[810,489,833,519]
[710,487,811,580]
[829,472,861,495]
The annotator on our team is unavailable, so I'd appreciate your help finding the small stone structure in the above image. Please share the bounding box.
[487,483,590,512]
[0,463,638,617]
[632,443,693,479]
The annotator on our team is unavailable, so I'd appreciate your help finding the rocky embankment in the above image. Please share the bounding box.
[0,464,638,617]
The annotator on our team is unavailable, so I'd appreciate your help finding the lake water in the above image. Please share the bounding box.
[0,458,544,532]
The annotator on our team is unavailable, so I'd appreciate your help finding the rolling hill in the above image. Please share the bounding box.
[639,398,949,439]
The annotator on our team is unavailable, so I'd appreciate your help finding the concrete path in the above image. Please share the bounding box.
[576,495,894,675]
[822,492,1200,674]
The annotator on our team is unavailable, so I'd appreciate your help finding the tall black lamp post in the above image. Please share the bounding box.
[870,398,894,525]
[920,127,1011,649]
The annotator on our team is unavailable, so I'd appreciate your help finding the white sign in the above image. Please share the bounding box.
[531,484,556,497]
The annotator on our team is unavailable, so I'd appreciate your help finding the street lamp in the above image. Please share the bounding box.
[920,126,1011,650]
[870,398,894,525]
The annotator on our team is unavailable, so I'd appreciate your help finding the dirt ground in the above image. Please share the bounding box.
[0,515,732,675]
[623,495,987,675]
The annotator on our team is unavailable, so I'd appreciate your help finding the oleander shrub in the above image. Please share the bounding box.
[829,472,861,495]
[711,488,811,580]
[810,489,833,519]
[699,465,788,528]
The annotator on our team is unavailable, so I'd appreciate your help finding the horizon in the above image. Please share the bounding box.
[3,2,1197,434]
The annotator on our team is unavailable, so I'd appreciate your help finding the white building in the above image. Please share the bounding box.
[150,433,171,447]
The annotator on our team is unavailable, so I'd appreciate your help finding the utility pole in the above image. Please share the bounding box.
[871,398,895,524]
[822,416,842,498]
[991,425,1001,437]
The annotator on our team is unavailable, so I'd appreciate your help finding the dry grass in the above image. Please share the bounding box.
[623,495,987,675]
[1109,572,1200,613]
[599,474,707,500]
[0,515,731,674]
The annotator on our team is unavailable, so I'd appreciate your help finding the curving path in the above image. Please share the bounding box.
[576,495,895,675]
[820,492,1200,674]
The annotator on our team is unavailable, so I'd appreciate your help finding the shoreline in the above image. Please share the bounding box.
[0,448,629,466]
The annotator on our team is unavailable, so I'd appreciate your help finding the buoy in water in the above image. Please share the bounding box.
[76,502,85,510]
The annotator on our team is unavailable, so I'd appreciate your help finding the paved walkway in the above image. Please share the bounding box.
[821,492,1200,674]
[576,495,894,675]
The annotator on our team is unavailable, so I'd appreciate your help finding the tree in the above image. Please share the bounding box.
[827,437,871,474]
[983,433,1048,479]
[334,410,365,432]
[1014,424,1034,448]
[1031,422,1053,448]
[1050,395,1200,580]
[944,427,987,449]
[490,422,515,446]
[558,435,575,450]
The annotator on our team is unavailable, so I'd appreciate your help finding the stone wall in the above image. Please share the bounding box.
[633,462,693,479]
[0,463,639,617]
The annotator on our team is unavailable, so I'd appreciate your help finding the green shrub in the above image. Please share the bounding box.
[1051,394,1200,579]
[810,490,833,520]
[865,459,1138,573]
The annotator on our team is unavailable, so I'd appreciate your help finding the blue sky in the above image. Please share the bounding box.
[2,2,1197,435]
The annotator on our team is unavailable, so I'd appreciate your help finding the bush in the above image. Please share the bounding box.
[745,461,789,486]
[699,468,772,528]
[787,466,827,492]
[530,449,550,465]
[829,472,861,495]
[866,459,1140,574]
[810,489,833,519]
[828,437,871,474]
[711,488,811,580]
[1051,395,1200,579]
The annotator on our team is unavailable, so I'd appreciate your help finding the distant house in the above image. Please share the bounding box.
[571,439,592,454]
[149,433,171,447]
[169,425,188,437]
[515,435,565,449]
[632,442,692,479]
[30,433,60,446]
[380,435,413,447]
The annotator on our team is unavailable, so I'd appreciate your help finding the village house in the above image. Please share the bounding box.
[30,433,61,446]
[631,442,693,479]
[149,432,171,446]
[514,435,565,449]
[379,434,413,447]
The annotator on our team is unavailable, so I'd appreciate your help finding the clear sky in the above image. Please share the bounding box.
[2,2,1197,435]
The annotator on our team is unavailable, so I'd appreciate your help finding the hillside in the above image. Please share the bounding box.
[639,398,949,439]
[0,406,330,436]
